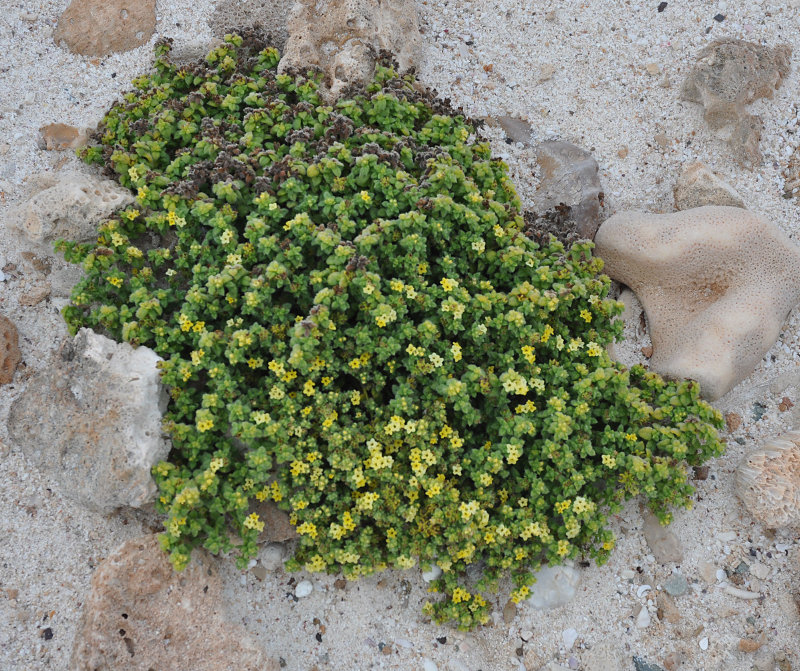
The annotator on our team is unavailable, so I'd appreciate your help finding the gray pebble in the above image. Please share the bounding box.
[663,574,689,597]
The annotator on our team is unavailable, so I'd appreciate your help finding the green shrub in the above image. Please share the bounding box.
[58,33,724,629]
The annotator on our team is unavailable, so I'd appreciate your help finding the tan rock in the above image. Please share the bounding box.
[736,430,800,529]
[0,314,21,386]
[534,141,604,241]
[641,508,683,563]
[726,412,743,432]
[19,283,51,307]
[54,0,155,57]
[674,162,746,211]
[278,0,422,101]
[38,123,87,151]
[71,535,278,671]
[595,206,800,400]
[681,40,792,169]
[256,500,298,543]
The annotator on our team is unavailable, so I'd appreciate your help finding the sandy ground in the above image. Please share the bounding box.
[0,1,799,670]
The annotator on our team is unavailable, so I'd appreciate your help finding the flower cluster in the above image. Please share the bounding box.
[58,33,725,630]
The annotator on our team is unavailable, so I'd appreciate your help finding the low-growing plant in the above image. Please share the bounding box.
[58,32,724,628]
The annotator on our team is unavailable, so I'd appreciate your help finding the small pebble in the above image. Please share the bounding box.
[637,607,652,629]
[664,574,689,597]
[724,585,760,599]
[261,545,284,571]
[295,580,313,598]
[750,563,770,580]
[646,63,661,76]
[422,659,438,671]
[698,561,717,584]
[637,585,652,598]
[568,656,579,669]
[395,638,413,649]
[422,565,442,582]
[657,2,668,11]
[251,565,267,581]
[621,569,635,580]
[562,628,578,650]
[699,637,709,651]
[713,13,725,22]
[716,569,727,582]
[520,630,533,642]
[633,657,667,671]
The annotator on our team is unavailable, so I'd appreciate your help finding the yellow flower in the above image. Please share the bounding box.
[107,276,123,288]
[303,380,316,396]
[197,418,214,432]
[580,308,592,323]
[452,587,472,603]
[602,454,617,468]
[359,190,372,204]
[450,342,462,362]
[440,277,458,292]
[243,512,264,532]
[586,342,603,357]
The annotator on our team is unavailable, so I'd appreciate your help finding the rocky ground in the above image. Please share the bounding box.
[0,1,799,670]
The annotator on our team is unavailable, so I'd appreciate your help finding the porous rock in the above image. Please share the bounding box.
[54,0,156,57]
[533,141,604,241]
[594,206,800,401]
[278,0,423,101]
[674,162,746,211]
[736,430,800,529]
[210,0,294,52]
[0,314,21,385]
[8,328,170,513]
[681,40,792,169]
[525,564,581,609]
[10,171,133,246]
[71,535,278,671]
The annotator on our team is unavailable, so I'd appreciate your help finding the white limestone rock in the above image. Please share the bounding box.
[10,171,133,247]
[525,565,581,610]
[8,328,170,513]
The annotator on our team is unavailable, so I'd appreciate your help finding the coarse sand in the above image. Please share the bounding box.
[0,1,798,670]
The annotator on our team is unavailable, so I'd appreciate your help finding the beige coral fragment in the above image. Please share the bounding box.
[736,430,800,529]
[278,0,422,101]
[595,206,800,400]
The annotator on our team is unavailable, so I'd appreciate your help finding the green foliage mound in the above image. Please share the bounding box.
[59,33,724,628]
